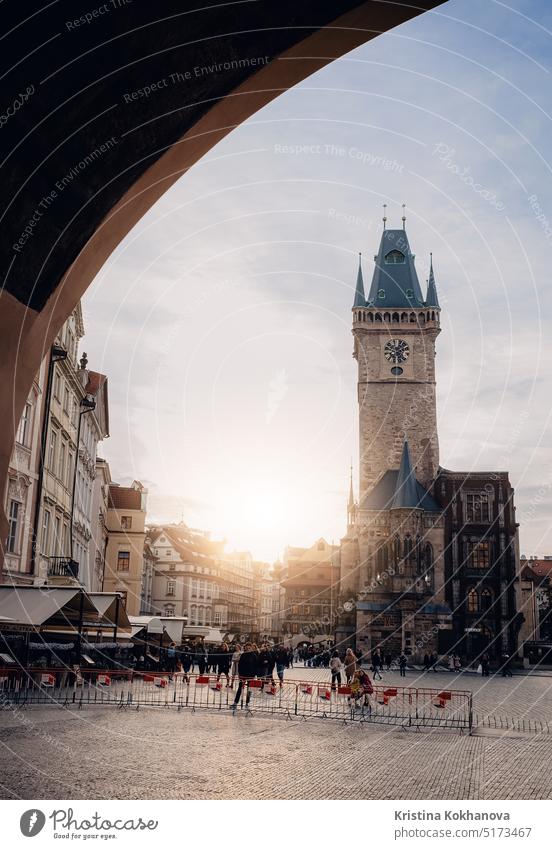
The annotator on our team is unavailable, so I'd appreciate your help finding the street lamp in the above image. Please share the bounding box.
[69,395,96,564]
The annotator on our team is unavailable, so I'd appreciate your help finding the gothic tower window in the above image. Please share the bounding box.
[467,588,479,613]
[467,541,490,569]
[466,492,490,523]
[384,250,405,264]
[481,588,493,612]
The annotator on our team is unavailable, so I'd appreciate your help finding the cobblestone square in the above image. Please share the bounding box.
[1,669,551,800]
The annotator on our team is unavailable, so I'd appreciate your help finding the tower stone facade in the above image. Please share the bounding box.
[336,220,522,664]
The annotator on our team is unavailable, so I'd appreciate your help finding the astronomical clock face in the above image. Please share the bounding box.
[384,338,410,364]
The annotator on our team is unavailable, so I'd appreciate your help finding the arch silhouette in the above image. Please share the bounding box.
[0,0,444,547]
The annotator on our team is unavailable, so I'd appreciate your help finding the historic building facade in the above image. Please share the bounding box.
[335,221,521,662]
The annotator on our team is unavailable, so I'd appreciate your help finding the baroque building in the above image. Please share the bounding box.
[335,219,521,662]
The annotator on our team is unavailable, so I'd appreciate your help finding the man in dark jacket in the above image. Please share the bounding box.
[232,643,259,711]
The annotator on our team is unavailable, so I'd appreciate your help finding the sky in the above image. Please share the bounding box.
[82,0,552,562]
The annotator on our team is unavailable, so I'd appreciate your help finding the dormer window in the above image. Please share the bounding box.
[384,250,405,264]
[377,288,386,300]
[405,288,414,299]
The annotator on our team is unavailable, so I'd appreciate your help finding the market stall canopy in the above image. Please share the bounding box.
[0,586,98,628]
[88,593,131,630]
[159,617,187,644]
[128,616,164,635]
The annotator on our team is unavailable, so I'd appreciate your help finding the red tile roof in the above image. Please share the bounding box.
[108,485,142,510]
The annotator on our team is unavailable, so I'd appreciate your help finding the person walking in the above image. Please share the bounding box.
[166,642,177,679]
[344,647,358,684]
[501,653,513,677]
[194,644,206,676]
[371,649,383,681]
[232,642,259,712]
[399,652,407,678]
[330,650,343,689]
[258,643,274,685]
[230,644,242,687]
[430,651,438,672]
[274,644,288,687]
[481,653,490,677]
[448,654,455,672]
[423,652,431,672]
[216,642,231,686]
[454,654,461,672]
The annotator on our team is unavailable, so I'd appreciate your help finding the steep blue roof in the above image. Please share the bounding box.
[359,443,441,514]
[367,229,425,308]
[391,441,420,509]
[425,254,440,308]
[353,253,366,307]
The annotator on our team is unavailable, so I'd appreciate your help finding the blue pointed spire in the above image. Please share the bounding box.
[353,253,366,307]
[366,227,425,307]
[425,253,440,308]
[391,440,420,509]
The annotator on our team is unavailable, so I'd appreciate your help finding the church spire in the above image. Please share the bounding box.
[391,440,420,509]
[353,252,366,307]
[425,253,440,308]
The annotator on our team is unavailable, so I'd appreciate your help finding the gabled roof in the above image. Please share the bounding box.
[366,228,425,308]
[425,254,440,308]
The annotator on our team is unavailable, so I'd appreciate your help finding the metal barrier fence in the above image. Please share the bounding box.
[0,669,473,731]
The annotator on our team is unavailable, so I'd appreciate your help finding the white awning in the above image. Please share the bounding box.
[160,617,187,644]
[0,586,97,627]
[128,615,164,635]
[88,593,131,629]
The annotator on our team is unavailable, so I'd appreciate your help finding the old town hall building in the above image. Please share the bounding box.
[335,219,522,662]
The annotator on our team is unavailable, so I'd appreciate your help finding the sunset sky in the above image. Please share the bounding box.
[82,0,552,562]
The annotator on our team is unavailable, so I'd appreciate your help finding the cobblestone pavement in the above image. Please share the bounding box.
[0,688,551,800]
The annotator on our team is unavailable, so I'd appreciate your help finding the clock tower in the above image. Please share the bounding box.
[352,222,441,498]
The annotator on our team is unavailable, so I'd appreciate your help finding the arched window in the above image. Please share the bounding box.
[467,589,479,613]
[383,312,390,322]
[409,312,416,322]
[368,312,374,322]
[190,604,197,625]
[384,250,405,264]
[481,588,493,612]
[377,288,386,300]
[431,311,436,321]
[376,544,388,573]
[394,536,401,564]
[401,312,407,322]
[375,313,382,322]
[404,535,413,561]
[392,312,399,322]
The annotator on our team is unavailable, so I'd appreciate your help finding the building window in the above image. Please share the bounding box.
[167,580,175,596]
[466,493,490,523]
[48,429,58,471]
[481,588,493,612]
[467,589,479,613]
[121,516,132,530]
[16,403,32,447]
[117,551,130,571]
[214,611,222,625]
[164,606,175,617]
[165,549,171,556]
[384,250,405,264]
[7,500,20,553]
[53,373,61,400]
[41,510,51,555]
[467,541,490,569]
[53,516,61,555]
[58,440,66,483]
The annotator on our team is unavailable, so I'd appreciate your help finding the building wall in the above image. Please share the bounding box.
[280,539,339,641]
[103,482,147,616]
[2,363,46,584]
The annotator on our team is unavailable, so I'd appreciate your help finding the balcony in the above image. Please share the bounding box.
[47,556,79,579]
